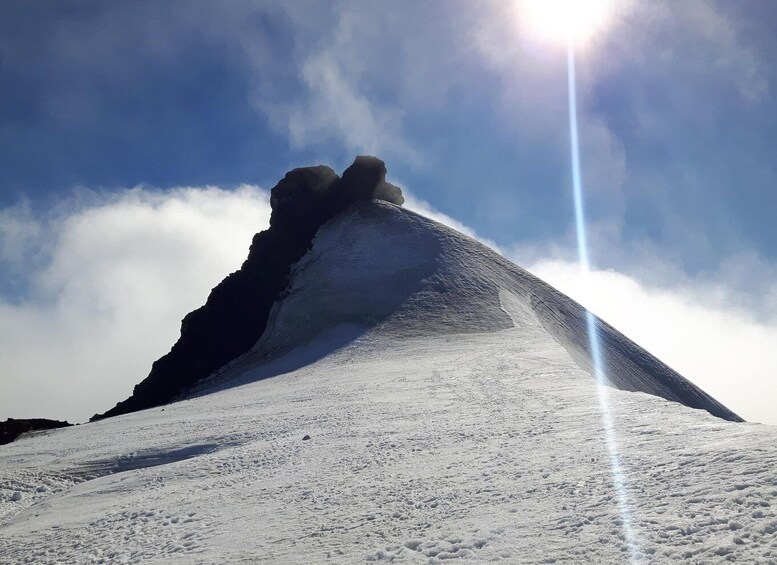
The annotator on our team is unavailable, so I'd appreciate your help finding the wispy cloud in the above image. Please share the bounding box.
[285,52,415,162]
[245,2,442,167]
[404,192,502,252]
[0,202,42,272]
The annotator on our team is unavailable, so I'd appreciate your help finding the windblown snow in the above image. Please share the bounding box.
[1,202,775,564]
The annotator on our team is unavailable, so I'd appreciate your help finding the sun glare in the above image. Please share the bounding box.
[560,1,639,559]
[521,0,614,44]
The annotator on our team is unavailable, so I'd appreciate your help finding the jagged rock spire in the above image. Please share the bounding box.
[93,156,402,420]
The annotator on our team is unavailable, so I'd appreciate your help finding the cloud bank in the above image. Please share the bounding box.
[0,187,271,423]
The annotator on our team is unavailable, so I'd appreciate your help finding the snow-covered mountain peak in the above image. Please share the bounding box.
[84,157,739,425]
[207,200,740,423]
[3,162,775,564]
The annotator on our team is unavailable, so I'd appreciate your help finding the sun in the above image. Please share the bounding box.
[520,0,615,45]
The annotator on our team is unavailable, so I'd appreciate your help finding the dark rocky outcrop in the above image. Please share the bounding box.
[1,418,72,446]
[92,156,403,420]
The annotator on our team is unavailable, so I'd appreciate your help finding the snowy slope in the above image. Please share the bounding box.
[1,202,774,564]
[203,201,740,422]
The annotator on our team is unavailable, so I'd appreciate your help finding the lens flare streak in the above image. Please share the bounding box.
[566,39,639,560]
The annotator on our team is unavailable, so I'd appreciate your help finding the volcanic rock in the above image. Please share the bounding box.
[1,418,72,446]
[92,156,403,420]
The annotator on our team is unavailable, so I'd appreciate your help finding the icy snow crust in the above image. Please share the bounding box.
[2,202,773,563]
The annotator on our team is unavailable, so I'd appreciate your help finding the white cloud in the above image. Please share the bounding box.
[0,186,271,423]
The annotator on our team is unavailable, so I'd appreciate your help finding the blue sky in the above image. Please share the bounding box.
[2,0,776,265]
[1,1,776,423]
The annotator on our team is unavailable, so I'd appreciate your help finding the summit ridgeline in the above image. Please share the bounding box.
[90,154,741,425]
[92,156,403,421]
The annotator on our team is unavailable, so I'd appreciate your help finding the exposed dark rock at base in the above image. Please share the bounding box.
[92,156,403,421]
[1,418,72,446]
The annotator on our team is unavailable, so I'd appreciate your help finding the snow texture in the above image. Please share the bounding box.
[1,201,774,564]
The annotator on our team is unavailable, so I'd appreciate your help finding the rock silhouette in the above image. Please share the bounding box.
[92,156,403,420]
[1,418,72,446]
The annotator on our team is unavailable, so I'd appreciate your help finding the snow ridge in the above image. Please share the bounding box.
[210,200,740,422]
